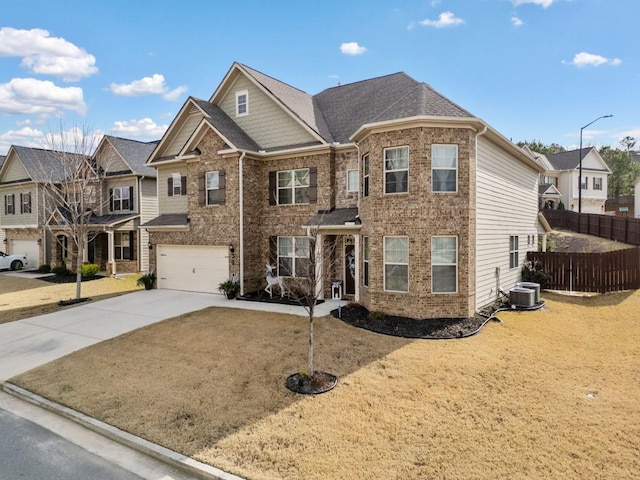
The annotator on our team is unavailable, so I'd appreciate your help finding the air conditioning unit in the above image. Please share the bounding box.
[509,287,535,308]
[516,282,540,303]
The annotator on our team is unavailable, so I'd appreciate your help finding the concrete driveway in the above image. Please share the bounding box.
[0,288,343,381]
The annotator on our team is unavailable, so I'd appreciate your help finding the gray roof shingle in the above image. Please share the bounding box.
[102,136,158,177]
[192,98,261,151]
[546,148,595,170]
[141,213,189,228]
[305,207,360,227]
[12,146,87,183]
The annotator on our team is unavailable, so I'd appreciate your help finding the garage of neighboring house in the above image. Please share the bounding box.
[10,239,40,269]
[156,244,229,294]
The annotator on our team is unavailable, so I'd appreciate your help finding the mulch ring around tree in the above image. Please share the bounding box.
[37,274,105,284]
[286,371,338,395]
[332,304,502,339]
[236,290,324,307]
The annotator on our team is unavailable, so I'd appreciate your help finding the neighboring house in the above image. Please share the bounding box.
[47,135,158,274]
[0,155,5,247]
[0,146,86,267]
[143,62,543,319]
[529,147,610,214]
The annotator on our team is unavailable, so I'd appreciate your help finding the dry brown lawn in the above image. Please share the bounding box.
[0,274,143,324]
[11,291,640,480]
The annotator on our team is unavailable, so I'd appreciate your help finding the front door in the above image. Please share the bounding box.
[344,237,356,296]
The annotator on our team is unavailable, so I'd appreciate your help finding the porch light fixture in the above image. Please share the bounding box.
[229,243,235,254]
[148,241,153,250]
[578,114,613,213]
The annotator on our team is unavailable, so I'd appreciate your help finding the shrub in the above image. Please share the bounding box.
[51,265,70,276]
[81,263,100,278]
[558,200,565,210]
[38,264,52,273]
[521,260,552,289]
[137,272,156,290]
[368,310,387,321]
[345,301,362,310]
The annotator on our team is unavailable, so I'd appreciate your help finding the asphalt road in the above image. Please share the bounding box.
[0,406,144,480]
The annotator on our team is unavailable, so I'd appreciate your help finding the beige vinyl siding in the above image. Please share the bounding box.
[164,110,203,158]
[2,156,30,182]
[139,177,157,271]
[476,136,540,309]
[157,166,188,214]
[0,185,38,226]
[97,143,129,172]
[219,75,315,149]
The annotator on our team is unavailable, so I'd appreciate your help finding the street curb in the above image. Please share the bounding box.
[2,382,245,480]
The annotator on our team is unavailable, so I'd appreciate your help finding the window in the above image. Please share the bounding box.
[384,236,409,292]
[277,169,310,205]
[168,174,186,196]
[363,154,370,198]
[593,177,602,191]
[278,237,310,277]
[347,169,358,192]
[4,194,15,215]
[580,177,588,190]
[384,147,408,194]
[236,90,248,116]
[432,145,458,192]
[509,235,519,269]
[544,176,558,187]
[111,187,131,211]
[20,192,31,214]
[114,232,131,260]
[432,236,457,293]
[363,236,370,287]
[206,171,223,205]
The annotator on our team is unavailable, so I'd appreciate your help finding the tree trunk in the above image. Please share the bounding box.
[75,237,83,299]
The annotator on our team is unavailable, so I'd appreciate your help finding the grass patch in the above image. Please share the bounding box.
[10,292,640,480]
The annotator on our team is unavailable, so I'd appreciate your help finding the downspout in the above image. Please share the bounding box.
[238,152,246,295]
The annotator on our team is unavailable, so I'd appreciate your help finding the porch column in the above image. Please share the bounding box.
[107,230,116,276]
[315,233,323,299]
[354,234,360,302]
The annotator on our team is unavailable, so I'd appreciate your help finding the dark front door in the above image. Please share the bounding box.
[87,238,95,264]
[344,241,355,296]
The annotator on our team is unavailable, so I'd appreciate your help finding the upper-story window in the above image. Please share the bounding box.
[593,177,602,191]
[269,168,317,206]
[200,170,226,206]
[384,147,408,194]
[580,177,588,190]
[543,175,558,187]
[20,192,31,214]
[168,174,187,197]
[4,194,15,215]
[363,154,370,198]
[347,169,358,193]
[111,186,132,211]
[432,145,458,193]
[236,90,248,117]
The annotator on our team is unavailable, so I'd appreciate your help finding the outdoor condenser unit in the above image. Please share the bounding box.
[509,287,536,308]
[516,282,540,303]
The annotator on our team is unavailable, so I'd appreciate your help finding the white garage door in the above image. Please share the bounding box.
[11,239,40,269]
[157,245,229,294]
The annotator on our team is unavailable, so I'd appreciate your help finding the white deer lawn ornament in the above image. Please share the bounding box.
[265,264,285,298]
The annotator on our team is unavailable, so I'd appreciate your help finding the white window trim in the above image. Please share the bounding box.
[347,169,359,193]
[112,186,131,211]
[236,90,248,117]
[363,153,370,198]
[277,168,310,205]
[277,236,310,278]
[383,235,409,293]
[206,171,220,206]
[383,146,409,195]
[171,173,182,196]
[432,144,458,194]
[593,177,602,191]
[363,236,370,288]
[432,235,458,294]
[509,235,519,270]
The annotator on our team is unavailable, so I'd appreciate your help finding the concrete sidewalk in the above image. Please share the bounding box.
[0,288,345,381]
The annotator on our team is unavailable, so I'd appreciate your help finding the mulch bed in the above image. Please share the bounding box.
[285,371,338,395]
[237,290,324,307]
[37,274,105,284]
[332,304,499,339]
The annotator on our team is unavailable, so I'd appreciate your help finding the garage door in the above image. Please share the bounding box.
[11,239,40,269]
[156,245,229,294]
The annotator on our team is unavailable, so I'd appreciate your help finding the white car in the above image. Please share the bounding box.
[0,251,28,270]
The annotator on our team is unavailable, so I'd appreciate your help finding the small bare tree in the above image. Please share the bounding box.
[38,123,106,300]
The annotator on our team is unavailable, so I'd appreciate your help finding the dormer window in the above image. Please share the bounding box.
[236,90,248,116]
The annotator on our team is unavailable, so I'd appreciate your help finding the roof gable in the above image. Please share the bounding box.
[547,147,611,173]
[98,135,158,177]
[1,146,81,183]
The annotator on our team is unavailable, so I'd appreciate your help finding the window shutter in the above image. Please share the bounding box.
[109,189,114,211]
[20,193,23,214]
[4,195,7,215]
[27,193,31,213]
[218,169,226,205]
[269,171,277,205]
[167,177,173,196]
[198,172,205,206]
[181,176,187,195]
[129,231,135,260]
[129,186,134,211]
[308,167,317,204]
[269,236,277,267]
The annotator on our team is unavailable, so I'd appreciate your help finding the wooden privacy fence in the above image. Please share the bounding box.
[542,210,640,245]
[526,248,640,293]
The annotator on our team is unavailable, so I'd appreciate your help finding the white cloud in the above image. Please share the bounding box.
[109,74,188,101]
[0,27,97,81]
[340,42,367,56]
[0,78,86,116]
[512,16,524,26]
[111,118,168,139]
[563,52,622,68]
[420,11,465,28]
[0,126,47,154]
[617,127,640,141]
[513,0,554,8]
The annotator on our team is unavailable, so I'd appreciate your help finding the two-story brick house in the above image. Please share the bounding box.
[144,63,543,319]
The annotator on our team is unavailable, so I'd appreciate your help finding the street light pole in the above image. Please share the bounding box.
[578,114,613,213]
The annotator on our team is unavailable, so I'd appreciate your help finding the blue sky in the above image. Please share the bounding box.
[0,0,637,155]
